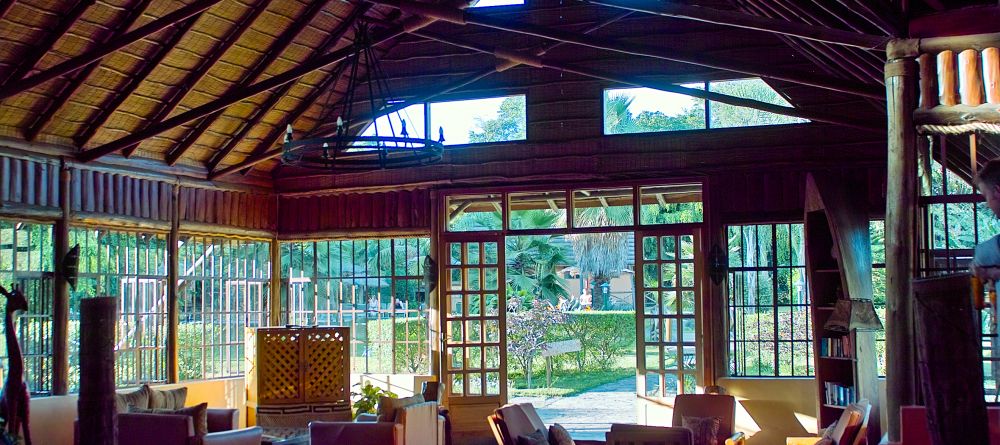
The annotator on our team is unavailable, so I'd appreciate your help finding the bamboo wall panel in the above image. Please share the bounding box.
[177,187,276,231]
[70,168,172,222]
[0,154,60,210]
[278,189,431,233]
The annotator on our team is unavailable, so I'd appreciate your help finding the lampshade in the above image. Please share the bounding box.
[824,298,884,333]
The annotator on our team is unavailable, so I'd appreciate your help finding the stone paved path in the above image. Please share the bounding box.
[510,377,637,441]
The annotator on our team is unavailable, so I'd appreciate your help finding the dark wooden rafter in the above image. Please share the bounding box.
[77,8,460,163]
[110,0,270,156]
[369,0,885,99]
[308,9,634,138]
[585,0,890,49]
[69,15,200,148]
[0,0,223,100]
[415,29,881,131]
[206,2,374,171]
[839,0,901,37]
[0,0,96,87]
[164,0,332,166]
[23,0,154,142]
[0,1,14,20]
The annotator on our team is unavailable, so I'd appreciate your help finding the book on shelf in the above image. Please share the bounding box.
[818,335,853,359]
[823,382,856,406]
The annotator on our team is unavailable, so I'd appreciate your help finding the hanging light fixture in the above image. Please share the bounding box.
[282,24,443,171]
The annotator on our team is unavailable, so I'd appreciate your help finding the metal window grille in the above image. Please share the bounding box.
[68,227,169,391]
[177,235,270,381]
[0,219,54,395]
[281,238,430,374]
[727,223,813,377]
[917,159,1000,402]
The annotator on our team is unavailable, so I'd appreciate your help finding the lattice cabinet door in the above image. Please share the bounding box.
[256,328,304,404]
[303,327,350,403]
[442,235,505,404]
[636,230,702,399]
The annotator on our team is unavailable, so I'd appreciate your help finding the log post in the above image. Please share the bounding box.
[51,161,71,395]
[77,297,117,445]
[885,39,920,442]
[167,184,180,383]
[269,234,283,327]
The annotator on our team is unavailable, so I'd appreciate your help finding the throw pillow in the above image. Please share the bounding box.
[548,423,575,445]
[376,394,425,422]
[681,415,721,445]
[129,402,209,437]
[115,385,151,414]
[146,384,187,410]
[516,428,548,445]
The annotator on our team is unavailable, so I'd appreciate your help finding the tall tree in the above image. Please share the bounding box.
[468,96,527,143]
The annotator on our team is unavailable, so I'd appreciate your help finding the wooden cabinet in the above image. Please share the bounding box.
[804,174,881,443]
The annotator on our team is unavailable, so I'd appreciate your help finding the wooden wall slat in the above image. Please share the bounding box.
[277,190,432,234]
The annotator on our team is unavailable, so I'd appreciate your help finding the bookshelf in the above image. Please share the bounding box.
[804,173,881,443]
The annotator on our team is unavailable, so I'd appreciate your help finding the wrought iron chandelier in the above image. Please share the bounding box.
[282,24,443,171]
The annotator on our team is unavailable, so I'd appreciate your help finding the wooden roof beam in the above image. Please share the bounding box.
[68,15,200,147]
[0,0,223,100]
[308,9,633,138]
[584,0,889,50]
[23,0,153,142]
[112,0,270,156]
[81,0,475,165]
[837,0,901,36]
[368,0,885,99]
[0,1,14,20]
[164,0,332,166]
[415,29,882,132]
[0,0,96,87]
[207,2,374,172]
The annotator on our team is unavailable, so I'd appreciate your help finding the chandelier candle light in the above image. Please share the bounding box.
[282,24,443,171]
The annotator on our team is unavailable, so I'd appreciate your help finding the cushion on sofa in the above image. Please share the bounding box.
[377,394,425,422]
[146,384,188,410]
[516,429,548,445]
[681,416,721,445]
[115,385,151,414]
[130,402,209,437]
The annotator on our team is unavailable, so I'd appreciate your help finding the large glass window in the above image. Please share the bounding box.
[604,78,807,135]
[0,220,54,395]
[727,223,812,377]
[281,237,430,374]
[359,103,426,140]
[69,227,169,390]
[177,236,271,381]
[430,95,526,145]
[472,0,523,6]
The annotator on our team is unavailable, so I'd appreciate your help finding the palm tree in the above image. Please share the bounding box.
[570,206,633,309]
[506,211,571,306]
[604,94,637,134]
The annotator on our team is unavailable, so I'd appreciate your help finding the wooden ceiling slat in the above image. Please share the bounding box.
[374,0,884,99]
[0,0,224,100]
[70,15,200,149]
[0,0,96,88]
[165,0,333,166]
[114,0,271,157]
[768,0,883,79]
[585,0,889,49]
[23,0,154,143]
[207,2,374,171]
[0,1,13,21]
[836,0,900,37]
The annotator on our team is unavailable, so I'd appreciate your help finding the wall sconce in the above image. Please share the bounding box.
[708,244,728,286]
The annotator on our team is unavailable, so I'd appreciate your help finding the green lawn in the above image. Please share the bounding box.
[509,367,635,398]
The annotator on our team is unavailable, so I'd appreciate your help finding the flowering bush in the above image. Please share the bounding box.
[507,301,565,388]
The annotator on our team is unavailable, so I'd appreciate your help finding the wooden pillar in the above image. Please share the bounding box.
[885,39,920,442]
[166,184,180,383]
[429,190,442,384]
[51,162,71,395]
[269,234,283,327]
[77,297,117,445]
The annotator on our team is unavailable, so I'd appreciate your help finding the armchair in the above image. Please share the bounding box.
[117,412,263,445]
[671,394,745,445]
[487,403,604,445]
[785,400,870,445]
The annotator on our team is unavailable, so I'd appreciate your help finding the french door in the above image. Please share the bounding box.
[440,233,506,405]
[636,228,702,405]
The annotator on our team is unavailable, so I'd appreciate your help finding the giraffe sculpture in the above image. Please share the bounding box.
[0,284,31,445]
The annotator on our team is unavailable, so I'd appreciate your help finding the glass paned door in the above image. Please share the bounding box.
[637,230,701,399]
[442,235,505,403]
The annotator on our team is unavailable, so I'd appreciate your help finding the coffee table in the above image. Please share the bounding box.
[261,427,309,445]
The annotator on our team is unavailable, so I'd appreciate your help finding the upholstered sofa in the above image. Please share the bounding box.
[117,412,262,445]
[310,401,446,445]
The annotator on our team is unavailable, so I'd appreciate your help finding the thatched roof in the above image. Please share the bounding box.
[0,0,992,186]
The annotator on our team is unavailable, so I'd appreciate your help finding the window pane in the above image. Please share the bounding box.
[604,85,706,135]
[640,184,703,225]
[509,191,567,230]
[472,0,522,6]
[707,78,808,128]
[573,188,634,227]
[359,103,425,139]
[430,95,526,145]
[448,194,503,232]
